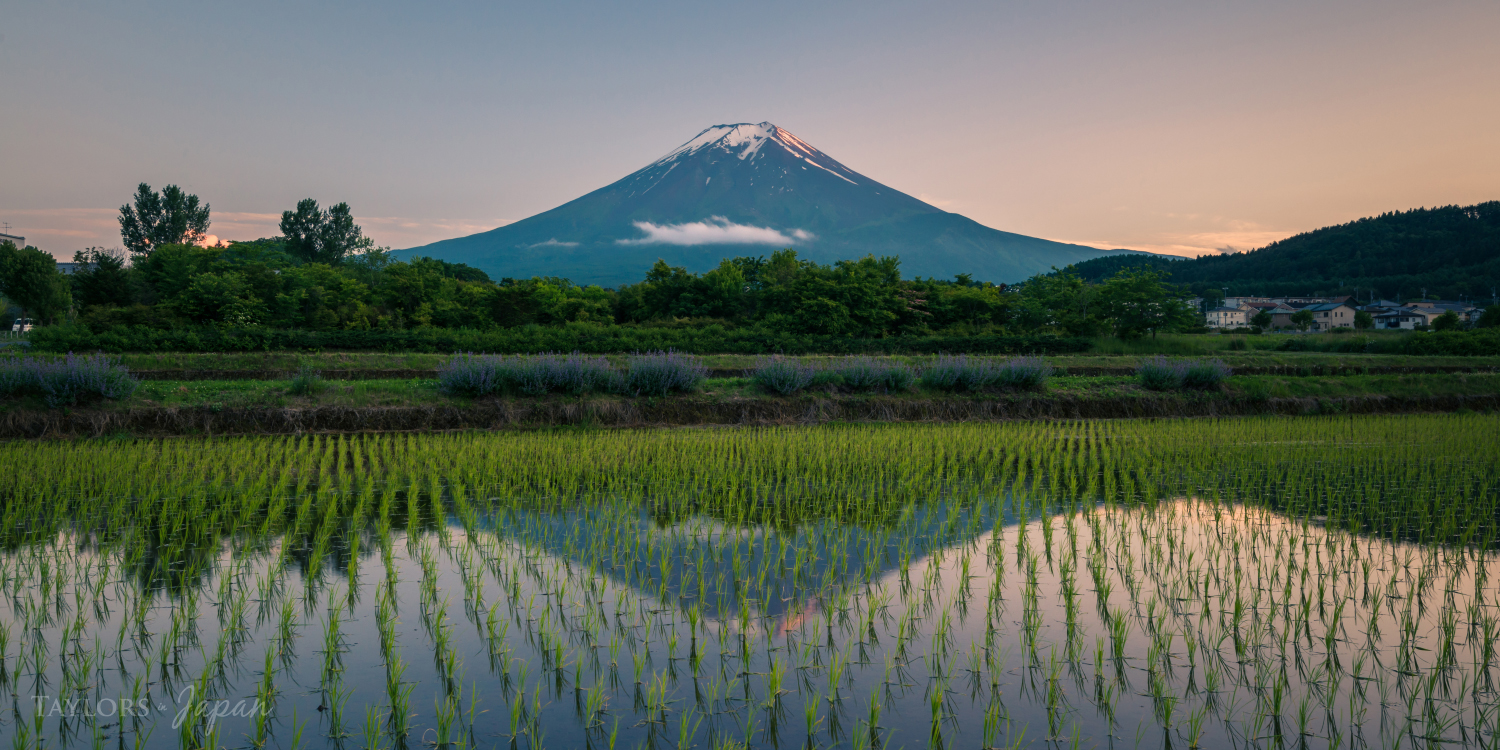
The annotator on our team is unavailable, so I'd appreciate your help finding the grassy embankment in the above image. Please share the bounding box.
[4,332,1497,435]
[65,336,1500,377]
[16,371,1492,411]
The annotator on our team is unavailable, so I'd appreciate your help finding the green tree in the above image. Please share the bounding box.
[136,243,225,302]
[71,248,135,308]
[918,282,1015,333]
[763,255,905,337]
[1479,306,1500,328]
[272,264,375,329]
[1095,267,1195,339]
[1290,309,1314,332]
[170,272,266,325]
[1251,310,1273,329]
[0,241,72,323]
[280,199,374,265]
[118,183,211,256]
[1018,269,1105,336]
[1432,310,1461,331]
[1353,310,1374,330]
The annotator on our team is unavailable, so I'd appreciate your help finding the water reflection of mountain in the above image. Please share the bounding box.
[471,496,1028,625]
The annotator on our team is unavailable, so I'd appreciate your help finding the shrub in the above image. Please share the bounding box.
[1137,357,1232,391]
[1181,359,1232,390]
[625,351,705,396]
[286,364,328,396]
[438,353,620,397]
[528,353,620,395]
[753,356,820,395]
[920,355,1053,392]
[832,357,916,393]
[994,357,1054,391]
[1136,356,1187,391]
[437,353,502,397]
[0,353,139,408]
[920,355,991,392]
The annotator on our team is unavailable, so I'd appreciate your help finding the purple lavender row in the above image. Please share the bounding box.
[1136,356,1233,390]
[439,351,706,397]
[0,353,140,407]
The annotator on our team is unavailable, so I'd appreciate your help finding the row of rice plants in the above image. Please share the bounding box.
[0,415,1494,749]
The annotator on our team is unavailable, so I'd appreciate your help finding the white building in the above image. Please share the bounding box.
[1207,306,1248,328]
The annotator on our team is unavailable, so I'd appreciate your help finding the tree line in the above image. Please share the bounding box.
[3,183,1206,339]
[1063,202,1500,303]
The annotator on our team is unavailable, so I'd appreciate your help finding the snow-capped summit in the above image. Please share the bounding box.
[651,122,857,184]
[402,122,1134,286]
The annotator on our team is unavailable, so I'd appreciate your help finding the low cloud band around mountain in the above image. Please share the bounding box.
[616,217,814,247]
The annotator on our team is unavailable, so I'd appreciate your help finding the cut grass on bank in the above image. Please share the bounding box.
[47,348,1500,378]
[3,372,1496,412]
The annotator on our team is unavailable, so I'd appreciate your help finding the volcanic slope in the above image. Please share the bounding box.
[403,122,1140,286]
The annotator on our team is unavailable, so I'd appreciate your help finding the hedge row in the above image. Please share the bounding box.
[1275,329,1500,356]
[27,324,1094,356]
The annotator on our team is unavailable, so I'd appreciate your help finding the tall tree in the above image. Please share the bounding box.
[280,199,373,265]
[1479,306,1500,329]
[118,183,212,255]
[1019,269,1105,336]
[0,241,72,323]
[71,248,135,308]
[1093,267,1196,339]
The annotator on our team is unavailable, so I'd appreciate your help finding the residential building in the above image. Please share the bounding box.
[1224,297,1276,309]
[1207,306,1248,328]
[1260,303,1301,330]
[1303,301,1359,331]
[1421,301,1481,322]
[1375,309,1426,330]
[0,233,23,247]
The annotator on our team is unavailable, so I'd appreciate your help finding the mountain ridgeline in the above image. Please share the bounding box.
[1061,202,1500,301]
[402,122,1146,286]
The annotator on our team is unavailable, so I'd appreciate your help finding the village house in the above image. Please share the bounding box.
[1207,306,1248,328]
[1303,301,1359,331]
[1375,308,1426,330]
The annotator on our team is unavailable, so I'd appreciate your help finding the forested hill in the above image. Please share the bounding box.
[1062,202,1500,300]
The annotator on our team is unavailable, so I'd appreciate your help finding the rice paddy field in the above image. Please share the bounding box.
[2,414,1498,749]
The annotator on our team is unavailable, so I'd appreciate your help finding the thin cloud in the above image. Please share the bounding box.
[526,238,580,249]
[1053,221,1294,259]
[617,217,813,246]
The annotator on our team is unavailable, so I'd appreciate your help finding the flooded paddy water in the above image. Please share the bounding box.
[1,415,1497,750]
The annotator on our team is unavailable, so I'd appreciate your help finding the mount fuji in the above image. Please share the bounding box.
[402,123,1142,286]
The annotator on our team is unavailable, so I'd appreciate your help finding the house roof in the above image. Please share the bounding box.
[1209,306,1245,313]
[1304,302,1354,312]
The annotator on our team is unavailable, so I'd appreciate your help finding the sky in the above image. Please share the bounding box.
[3,0,1498,260]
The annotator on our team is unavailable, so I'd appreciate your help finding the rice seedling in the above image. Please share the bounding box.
[0,415,1494,749]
